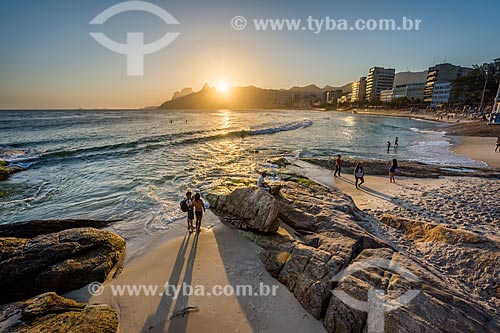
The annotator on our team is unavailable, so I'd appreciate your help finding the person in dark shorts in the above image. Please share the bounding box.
[185,191,194,232]
[389,159,398,183]
[192,193,206,232]
[495,137,500,152]
[354,162,365,189]
[334,154,342,177]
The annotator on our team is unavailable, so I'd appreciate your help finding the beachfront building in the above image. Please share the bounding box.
[423,63,472,104]
[323,90,343,105]
[337,93,352,104]
[392,83,425,101]
[380,89,394,103]
[430,82,452,106]
[365,67,395,102]
[351,77,366,102]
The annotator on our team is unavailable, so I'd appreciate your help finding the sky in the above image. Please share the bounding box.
[0,0,498,109]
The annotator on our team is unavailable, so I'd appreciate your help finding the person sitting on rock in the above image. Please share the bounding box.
[257,172,270,191]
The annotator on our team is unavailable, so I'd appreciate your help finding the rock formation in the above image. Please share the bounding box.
[0,292,118,333]
[208,187,280,233]
[210,182,500,332]
[0,227,125,304]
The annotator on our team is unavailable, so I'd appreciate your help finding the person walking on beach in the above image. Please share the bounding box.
[182,191,195,232]
[354,162,365,189]
[258,171,270,191]
[495,137,500,152]
[334,154,342,177]
[389,159,398,183]
[192,193,205,232]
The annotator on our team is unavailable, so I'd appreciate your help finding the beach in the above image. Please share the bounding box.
[2,111,500,332]
[59,134,499,332]
[452,136,500,168]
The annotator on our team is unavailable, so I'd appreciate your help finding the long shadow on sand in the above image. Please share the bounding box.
[166,232,199,333]
[141,232,198,333]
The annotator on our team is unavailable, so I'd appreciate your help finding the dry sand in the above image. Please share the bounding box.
[68,212,325,333]
[451,136,500,168]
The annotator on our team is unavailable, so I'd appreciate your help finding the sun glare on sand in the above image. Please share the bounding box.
[216,82,230,93]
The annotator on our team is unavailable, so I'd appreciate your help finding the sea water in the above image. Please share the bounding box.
[0,109,480,237]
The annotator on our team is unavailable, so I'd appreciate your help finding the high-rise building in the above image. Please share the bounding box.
[380,89,394,103]
[430,82,452,106]
[323,90,343,105]
[392,83,425,101]
[423,63,472,103]
[351,77,366,102]
[365,67,395,102]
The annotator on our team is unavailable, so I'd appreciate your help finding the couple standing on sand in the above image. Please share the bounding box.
[182,191,205,233]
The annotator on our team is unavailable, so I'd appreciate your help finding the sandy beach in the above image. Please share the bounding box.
[67,212,325,333]
[452,136,500,168]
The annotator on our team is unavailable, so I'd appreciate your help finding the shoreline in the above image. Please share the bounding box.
[450,136,500,168]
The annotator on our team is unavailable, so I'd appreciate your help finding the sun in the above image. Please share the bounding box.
[216,82,230,93]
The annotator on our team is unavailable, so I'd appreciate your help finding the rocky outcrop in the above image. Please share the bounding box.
[0,292,118,333]
[267,157,290,167]
[0,162,21,181]
[0,227,125,304]
[208,187,280,233]
[0,219,115,238]
[212,182,500,332]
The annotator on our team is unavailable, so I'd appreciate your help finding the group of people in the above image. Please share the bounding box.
[183,191,206,233]
[334,154,398,189]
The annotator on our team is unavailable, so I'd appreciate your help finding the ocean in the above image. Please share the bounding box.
[0,109,481,237]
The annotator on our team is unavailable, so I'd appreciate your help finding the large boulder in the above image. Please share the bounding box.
[209,187,280,233]
[0,227,125,304]
[0,292,118,333]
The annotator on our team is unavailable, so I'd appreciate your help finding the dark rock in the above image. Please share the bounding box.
[0,227,126,304]
[267,157,290,167]
[0,219,115,238]
[0,164,22,181]
[210,187,280,233]
[0,292,118,333]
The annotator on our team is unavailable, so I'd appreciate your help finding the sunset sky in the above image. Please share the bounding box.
[0,0,498,109]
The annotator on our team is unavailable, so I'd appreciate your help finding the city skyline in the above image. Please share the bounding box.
[1,0,499,109]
